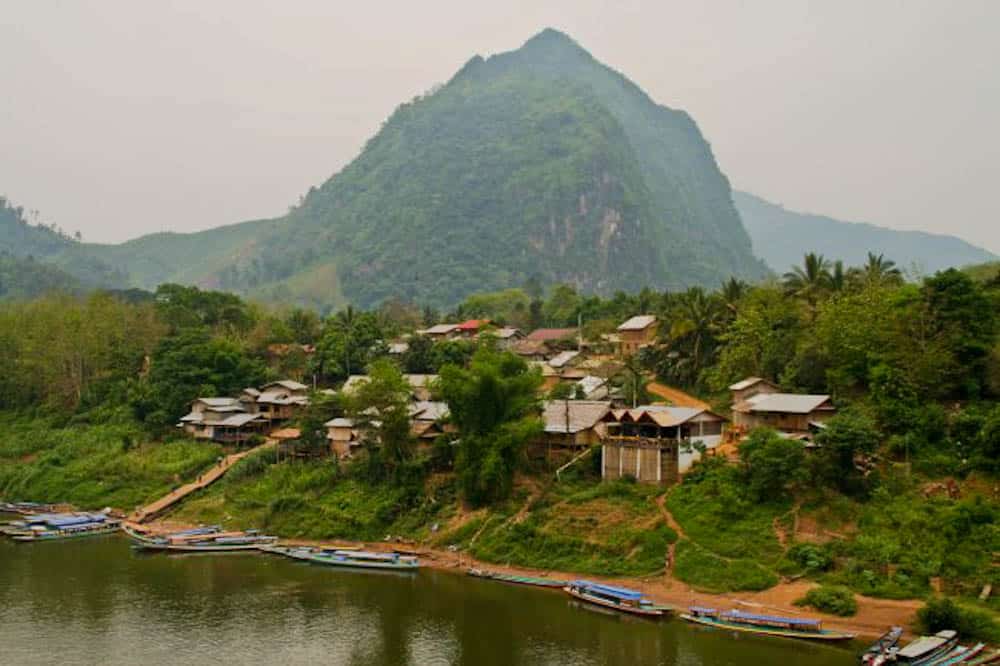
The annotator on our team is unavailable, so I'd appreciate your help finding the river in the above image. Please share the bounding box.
[0,532,857,665]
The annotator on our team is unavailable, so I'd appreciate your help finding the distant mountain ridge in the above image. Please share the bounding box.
[735,191,997,274]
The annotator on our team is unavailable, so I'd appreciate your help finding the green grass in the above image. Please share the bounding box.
[0,411,221,509]
[672,540,779,592]
[174,460,457,542]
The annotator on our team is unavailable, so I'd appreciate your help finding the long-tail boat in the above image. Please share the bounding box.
[260,545,419,571]
[6,512,120,542]
[877,630,958,664]
[563,580,669,617]
[123,523,276,551]
[680,606,855,641]
[467,568,566,588]
[937,643,986,665]
[0,501,57,516]
[965,649,1000,665]
[862,626,904,664]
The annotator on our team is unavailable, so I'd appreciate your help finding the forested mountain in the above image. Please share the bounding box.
[0,253,82,300]
[25,29,764,310]
[735,191,997,275]
[0,197,125,288]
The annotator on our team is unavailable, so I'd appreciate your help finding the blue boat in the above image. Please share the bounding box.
[6,512,120,542]
[563,580,668,617]
[681,607,854,641]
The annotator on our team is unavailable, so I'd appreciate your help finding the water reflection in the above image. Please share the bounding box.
[0,535,854,665]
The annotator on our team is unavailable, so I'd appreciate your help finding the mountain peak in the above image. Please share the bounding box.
[519,28,590,59]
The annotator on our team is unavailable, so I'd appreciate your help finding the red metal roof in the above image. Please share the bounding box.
[456,319,490,331]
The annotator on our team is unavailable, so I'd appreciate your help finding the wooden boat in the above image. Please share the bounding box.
[933,644,985,665]
[0,501,57,516]
[6,512,119,541]
[965,649,1000,665]
[467,568,566,588]
[260,545,419,571]
[680,606,855,641]
[124,523,276,551]
[862,626,904,664]
[563,580,669,617]
[887,630,959,665]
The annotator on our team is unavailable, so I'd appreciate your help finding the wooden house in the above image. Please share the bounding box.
[324,417,360,459]
[731,393,835,433]
[728,376,781,404]
[417,323,459,340]
[540,400,611,449]
[256,380,310,422]
[342,374,438,402]
[616,315,658,356]
[178,398,268,444]
[600,405,728,483]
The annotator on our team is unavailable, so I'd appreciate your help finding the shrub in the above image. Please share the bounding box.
[916,597,1000,644]
[794,585,858,616]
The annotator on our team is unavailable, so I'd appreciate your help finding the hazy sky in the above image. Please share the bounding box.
[2,1,998,252]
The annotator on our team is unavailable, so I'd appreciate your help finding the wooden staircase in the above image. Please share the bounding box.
[131,441,275,523]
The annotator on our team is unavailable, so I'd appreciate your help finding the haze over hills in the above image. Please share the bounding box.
[735,191,997,275]
[3,30,995,308]
[2,29,769,310]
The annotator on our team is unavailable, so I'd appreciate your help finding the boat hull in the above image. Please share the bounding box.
[261,546,419,571]
[564,587,665,617]
[680,613,855,641]
[10,524,120,542]
[124,525,275,552]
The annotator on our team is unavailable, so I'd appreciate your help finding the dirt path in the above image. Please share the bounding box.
[646,382,711,410]
[655,493,687,573]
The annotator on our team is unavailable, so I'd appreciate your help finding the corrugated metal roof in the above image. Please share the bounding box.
[196,397,242,408]
[728,377,766,391]
[262,379,308,391]
[421,324,459,335]
[542,400,611,433]
[526,328,577,342]
[548,350,580,368]
[744,393,832,414]
[617,315,656,331]
[409,401,450,421]
[324,417,355,428]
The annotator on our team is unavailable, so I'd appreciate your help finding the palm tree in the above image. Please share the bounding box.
[783,253,832,317]
[720,277,748,317]
[331,306,358,376]
[862,252,903,286]
[828,260,848,293]
[662,287,724,387]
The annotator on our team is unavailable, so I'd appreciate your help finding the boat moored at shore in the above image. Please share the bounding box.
[123,523,276,551]
[563,580,669,617]
[681,606,855,641]
[260,544,419,571]
[4,512,120,542]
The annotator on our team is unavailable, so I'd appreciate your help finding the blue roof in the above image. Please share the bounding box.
[43,513,106,527]
[571,580,645,601]
[723,610,821,627]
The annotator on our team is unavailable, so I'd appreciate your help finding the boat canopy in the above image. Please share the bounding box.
[689,606,718,614]
[571,580,645,601]
[722,610,822,628]
[41,513,106,528]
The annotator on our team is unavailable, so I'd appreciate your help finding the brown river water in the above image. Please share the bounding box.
[0,531,858,665]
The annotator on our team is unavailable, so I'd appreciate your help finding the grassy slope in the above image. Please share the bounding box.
[0,412,222,510]
[174,460,673,577]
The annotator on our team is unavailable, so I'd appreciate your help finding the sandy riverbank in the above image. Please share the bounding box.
[140,518,920,640]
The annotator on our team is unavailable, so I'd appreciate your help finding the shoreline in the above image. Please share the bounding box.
[142,518,920,641]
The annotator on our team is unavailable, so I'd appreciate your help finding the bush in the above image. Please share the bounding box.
[794,585,858,616]
[916,597,1000,644]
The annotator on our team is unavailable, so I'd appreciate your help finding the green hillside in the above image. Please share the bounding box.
[7,30,769,310]
[736,191,997,275]
[248,28,766,308]
[52,29,763,311]
[0,253,82,300]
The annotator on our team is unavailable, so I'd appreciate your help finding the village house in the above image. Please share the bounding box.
[178,397,268,444]
[324,400,452,459]
[728,376,781,404]
[600,405,728,484]
[416,323,459,340]
[342,374,439,402]
[540,400,611,450]
[485,326,524,349]
[616,315,658,356]
[255,380,310,423]
[324,417,360,459]
[731,392,836,434]
[455,319,490,338]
